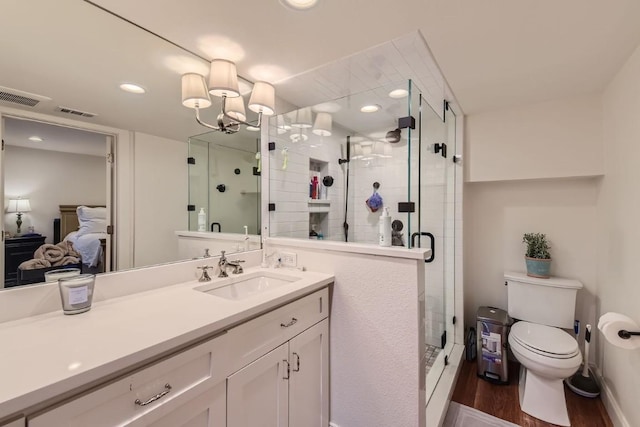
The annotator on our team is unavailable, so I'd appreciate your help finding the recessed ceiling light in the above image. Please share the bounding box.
[28,136,43,142]
[119,83,146,94]
[246,126,260,132]
[360,104,380,113]
[388,89,408,99]
[280,0,318,11]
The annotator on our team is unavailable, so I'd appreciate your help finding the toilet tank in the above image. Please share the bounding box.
[505,271,582,329]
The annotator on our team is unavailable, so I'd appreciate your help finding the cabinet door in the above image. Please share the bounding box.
[142,381,225,427]
[227,343,289,427]
[289,319,329,427]
[0,418,24,427]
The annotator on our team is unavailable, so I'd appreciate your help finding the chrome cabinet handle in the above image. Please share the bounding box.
[292,352,300,372]
[283,360,290,380]
[134,383,172,406]
[280,317,297,328]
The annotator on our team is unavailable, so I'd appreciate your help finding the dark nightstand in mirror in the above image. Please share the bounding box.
[4,235,46,287]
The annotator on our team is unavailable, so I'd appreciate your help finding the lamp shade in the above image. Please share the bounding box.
[276,115,290,134]
[248,81,276,116]
[208,59,240,98]
[292,107,312,128]
[181,73,212,109]
[7,199,31,213]
[312,112,332,136]
[224,95,247,122]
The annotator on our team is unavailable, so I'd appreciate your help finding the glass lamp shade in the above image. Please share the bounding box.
[351,144,363,160]
[7,199,31,213]
[292,107,313,128]
[224,95,247,122]
[276,115,290,134]
[208,59,240,98]
[312,112,332,136]
[248,82,276,116]
[181,73,212,109]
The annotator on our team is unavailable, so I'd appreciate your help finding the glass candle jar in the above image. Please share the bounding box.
[57,274,96,315]
[44,268,81,283]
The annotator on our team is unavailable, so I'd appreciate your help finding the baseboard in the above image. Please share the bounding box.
[426,344,464,427]
[593,365,630,427]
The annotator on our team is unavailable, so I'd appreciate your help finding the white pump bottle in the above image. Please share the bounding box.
[379,207,392,247]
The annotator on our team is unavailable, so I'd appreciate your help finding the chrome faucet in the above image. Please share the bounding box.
[218,251,229,278]
[218,250,245,277]
[197,265,214,282]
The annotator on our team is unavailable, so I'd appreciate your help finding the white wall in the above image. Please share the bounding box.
[466,93,603,182]
[266,238,425,427]
[464,178,600,354]
[133,132,188,267]
[4,145,105,242]
[597,42,640,427]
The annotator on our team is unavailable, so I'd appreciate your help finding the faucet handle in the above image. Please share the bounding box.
[197,265,214,282]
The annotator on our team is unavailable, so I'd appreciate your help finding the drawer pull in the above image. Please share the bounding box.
[293,352,300,372]
[280,317,298,328]
[134,383,172,407]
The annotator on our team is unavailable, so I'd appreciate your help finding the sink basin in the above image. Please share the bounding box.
[197,272,299,301]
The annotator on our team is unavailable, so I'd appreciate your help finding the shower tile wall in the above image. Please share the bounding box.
[350,143,410,244]
[269,124,346,241]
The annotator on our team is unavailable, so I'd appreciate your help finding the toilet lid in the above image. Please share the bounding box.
[511,321,579,358]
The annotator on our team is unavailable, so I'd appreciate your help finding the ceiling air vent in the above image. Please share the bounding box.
[56,106,97,118]
[0,85,51,107]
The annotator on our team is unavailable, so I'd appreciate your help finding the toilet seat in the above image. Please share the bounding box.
[510,321,579,359]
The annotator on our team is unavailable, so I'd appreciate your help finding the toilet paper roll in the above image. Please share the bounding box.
[598,312,631,332]
[599,314,640,350]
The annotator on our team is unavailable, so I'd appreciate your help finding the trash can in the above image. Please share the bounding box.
[476,306,510,384]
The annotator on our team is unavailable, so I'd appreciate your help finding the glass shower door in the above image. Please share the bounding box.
[418,97,449,401]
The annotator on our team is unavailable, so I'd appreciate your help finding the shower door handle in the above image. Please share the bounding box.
[411,232,435,263]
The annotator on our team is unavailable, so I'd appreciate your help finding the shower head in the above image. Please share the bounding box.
[386,128,401,144]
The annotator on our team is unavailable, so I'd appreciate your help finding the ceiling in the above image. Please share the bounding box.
[1,0,639,145]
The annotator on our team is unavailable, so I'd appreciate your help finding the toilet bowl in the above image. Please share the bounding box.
[509,321,582,426]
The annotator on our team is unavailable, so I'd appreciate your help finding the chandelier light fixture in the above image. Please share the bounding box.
[181,59,276,134]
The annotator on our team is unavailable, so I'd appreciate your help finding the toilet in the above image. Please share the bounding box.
[505,271,583,426]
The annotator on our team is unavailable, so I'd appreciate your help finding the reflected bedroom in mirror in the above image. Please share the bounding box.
[3,117,111,288]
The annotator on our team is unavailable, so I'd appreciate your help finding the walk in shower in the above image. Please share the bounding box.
[267,79,459,404]
[188,130,261,236]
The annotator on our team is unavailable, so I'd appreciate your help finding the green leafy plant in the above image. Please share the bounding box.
[522,233,551,259]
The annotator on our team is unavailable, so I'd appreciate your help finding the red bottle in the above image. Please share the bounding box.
[312,176,319,199]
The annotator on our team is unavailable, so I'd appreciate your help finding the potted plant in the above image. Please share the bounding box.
[522,232,551,278]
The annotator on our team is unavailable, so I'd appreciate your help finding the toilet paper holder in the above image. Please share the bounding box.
[618,330,640,339]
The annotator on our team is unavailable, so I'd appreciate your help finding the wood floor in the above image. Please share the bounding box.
[451,360,613,427]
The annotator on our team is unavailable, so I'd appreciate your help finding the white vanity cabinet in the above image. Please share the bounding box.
[226,289,329,427]
[28,333,231,427]
[23,286,330,427]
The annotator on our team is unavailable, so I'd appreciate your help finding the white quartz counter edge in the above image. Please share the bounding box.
[0,267,333,420]
[175,230,261,242]
[266,237,431,260]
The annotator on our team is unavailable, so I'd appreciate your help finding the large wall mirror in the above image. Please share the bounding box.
[0,0,263,289]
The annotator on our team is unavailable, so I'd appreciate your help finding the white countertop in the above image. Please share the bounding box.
[0,267,333,420]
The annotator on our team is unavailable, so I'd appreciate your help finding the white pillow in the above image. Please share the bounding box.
[76,206,107,236]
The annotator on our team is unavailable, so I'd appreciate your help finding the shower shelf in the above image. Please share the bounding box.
[308,200,330,213]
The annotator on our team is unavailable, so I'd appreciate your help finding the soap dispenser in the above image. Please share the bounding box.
[379,207,391,247]
[197,208,206,232]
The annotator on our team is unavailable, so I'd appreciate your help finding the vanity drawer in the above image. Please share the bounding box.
[227,287,328,371]
[29,333,230,427]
